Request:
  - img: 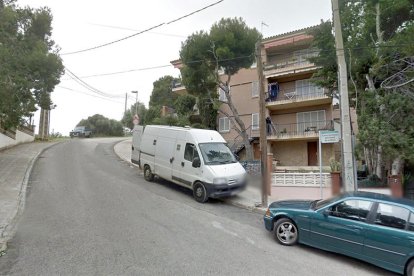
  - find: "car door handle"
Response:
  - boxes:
[347,225,363,230]
[181,162,184,167]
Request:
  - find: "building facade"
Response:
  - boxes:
[261,27,335,171]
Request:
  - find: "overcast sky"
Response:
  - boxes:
[17,0,332,135]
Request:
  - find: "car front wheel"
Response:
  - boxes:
[406,259,414,276]
[193,182,208,203]
[273,218,298,246]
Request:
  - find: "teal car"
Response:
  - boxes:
[264,192,414,275]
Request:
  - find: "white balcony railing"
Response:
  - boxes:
[272,172,331,187]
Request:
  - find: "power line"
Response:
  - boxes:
[61,64,172,80]
[58,86,124,104]
[88,23,186,38]
[60,43,413,81]
[65,67,126,99]
[61,0,224,56]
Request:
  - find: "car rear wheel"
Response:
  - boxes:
[193,182,208,203]
[273,218,298,246]
[406,259,414,276]
[144,166,154,182]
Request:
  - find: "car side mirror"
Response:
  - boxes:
[322,209,331,217]
[192,157,201,168]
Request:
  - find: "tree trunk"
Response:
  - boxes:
[366,74,383,178]
[391,157,404,175]
[223,84,253,160]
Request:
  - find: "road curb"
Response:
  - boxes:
[112,139,140,169]
[0,141,62,255]
[221,198,267,215]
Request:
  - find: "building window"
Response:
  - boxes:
[219,117,230,133]
[295,79,323,97]
[252,113,259,130]
[297,110,326,133]
[293,48,318,65]
[251,81,259,98]
[218,87,228,102]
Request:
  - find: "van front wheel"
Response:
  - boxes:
[193,182,208,203]
[144,166,154,182]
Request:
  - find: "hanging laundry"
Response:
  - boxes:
[268,82,279,101]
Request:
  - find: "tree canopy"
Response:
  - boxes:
[77,114,123,137]
[179,17,261,159]
[0,0,64,129]
[308,0,414,175]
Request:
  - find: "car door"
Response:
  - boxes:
[363,203,413,271]
[171,140,190,187]
[180,143,202,188]
[311,199,373,258]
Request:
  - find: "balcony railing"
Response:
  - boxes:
[265,89,328,103]
[264,59,313,71]
[267,120,334,139]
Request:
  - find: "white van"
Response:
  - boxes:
[131,125,247,202]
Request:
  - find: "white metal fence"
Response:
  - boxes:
[271,172,331,187]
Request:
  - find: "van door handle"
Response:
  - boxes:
[170,157,174,163]
[181,162,184,167]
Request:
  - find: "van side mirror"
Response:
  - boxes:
[234,154,240,161]
[192,157,201,168]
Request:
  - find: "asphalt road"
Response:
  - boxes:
[0,138,394,275]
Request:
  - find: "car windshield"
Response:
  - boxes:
[198,143,236,165]
[74,126,84,131]
[313,195,342,210]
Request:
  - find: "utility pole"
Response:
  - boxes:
[256,41,268,207]
[332,0,356,191]
[124,93,127,116]
[131,91,138,116]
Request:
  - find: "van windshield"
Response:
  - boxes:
[198,143,237,165]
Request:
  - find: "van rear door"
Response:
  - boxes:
[131,125,144,164]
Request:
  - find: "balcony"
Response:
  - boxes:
[171,82,187,95]
[267,120,334,141]
[265,89,332,111]
[264,60,317,78]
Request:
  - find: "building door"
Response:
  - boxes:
[307,142,318,166]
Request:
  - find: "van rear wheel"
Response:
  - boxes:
[193,182,208,203]
[144,166,154,182]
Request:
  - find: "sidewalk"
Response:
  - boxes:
[0,141,58,253]
[114,139,277,214]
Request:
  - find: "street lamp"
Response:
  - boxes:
[131,91,138,116]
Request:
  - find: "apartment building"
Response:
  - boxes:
[172,26,338,169]
[261,27,335,170]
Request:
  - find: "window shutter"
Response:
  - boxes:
[251,81,259,97]
[252,113,259,130]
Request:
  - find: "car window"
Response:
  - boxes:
[409,213,414,232]
[374,203,409,230]
[329,200,373,222]
[184,143,199,162]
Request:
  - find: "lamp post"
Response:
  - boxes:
[131,91,138,116]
